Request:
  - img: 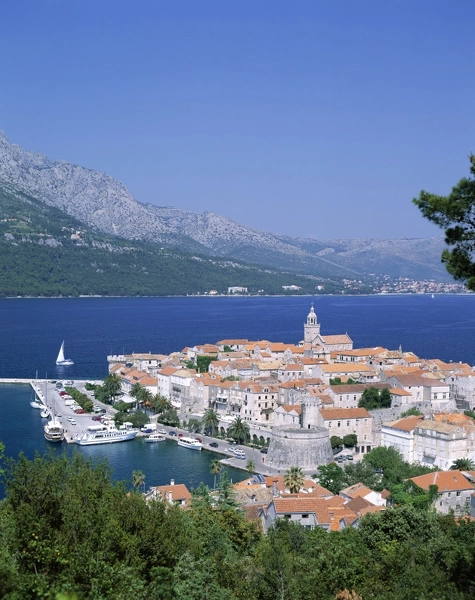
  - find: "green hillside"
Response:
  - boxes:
[0,186,350,297]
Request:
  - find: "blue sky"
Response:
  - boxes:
[1,1,474,239]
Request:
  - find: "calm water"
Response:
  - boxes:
[1,294,475,494]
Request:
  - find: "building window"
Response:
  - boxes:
[456,491,461,496]
[302,514,309,519]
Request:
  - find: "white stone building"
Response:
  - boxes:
[380,415,424,462]
[316,407,374,454]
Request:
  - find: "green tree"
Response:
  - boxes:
[246,459,256,474]
[342,461,379,490]
[187,418,202,433]
[132,469,145,491]
[331,435,343,449]
[210,459,223,489]
[196,355,217,373]
[400,407,423,417]
[358,387,379,409]
[284,466,305,494]
[314,463,345,494]
[201,408,219,436]
[103,372,123,403]
[343,434,357,448]
[226,417,250,444]
[450,457,475,471]
[413,154,475,290]
[216,471,238,509]
[151,393,171,415]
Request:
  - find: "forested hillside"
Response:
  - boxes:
[0,187,349,297]
[0,449,474,599]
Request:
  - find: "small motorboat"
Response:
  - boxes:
[145,433,166,443]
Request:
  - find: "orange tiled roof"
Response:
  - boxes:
[319,407,371,420]
[410,471,475,492]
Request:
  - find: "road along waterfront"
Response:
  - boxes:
[0,382,249,497]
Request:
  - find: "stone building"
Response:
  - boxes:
[380,415,424,462]
[409,471,475,516]
[316,407,374,454]
[413,419,475,469]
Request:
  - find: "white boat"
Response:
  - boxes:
[44,418,65,443]
[177,436,203,451]
[56,341,74,366]
[145,433,166,443]
[40,408,51,418]
[76,424,137,446]
[44,383,64,442]
[30,400,44,409]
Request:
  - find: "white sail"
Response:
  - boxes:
[56,341,65,363]
[56,341,74,365]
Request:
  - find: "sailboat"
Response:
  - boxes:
[56,341,74,366]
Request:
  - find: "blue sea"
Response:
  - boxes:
[1,294,474,494]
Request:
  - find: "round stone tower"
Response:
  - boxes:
[265,426,334,472]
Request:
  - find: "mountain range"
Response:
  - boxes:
[0,131,448,286]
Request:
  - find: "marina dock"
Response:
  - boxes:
[1,378,109,444]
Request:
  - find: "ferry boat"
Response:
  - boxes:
[44,418,65,443]
[177,436,203,451]
[75,424,138,446]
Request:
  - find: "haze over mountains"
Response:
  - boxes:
[0,131,447,281]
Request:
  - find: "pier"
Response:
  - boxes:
[1,378,110,444]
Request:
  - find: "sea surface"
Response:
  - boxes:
[1,294,474,494]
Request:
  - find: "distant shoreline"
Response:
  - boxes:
[2,292,473,300]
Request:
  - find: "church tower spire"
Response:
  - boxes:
[304,303,320,344]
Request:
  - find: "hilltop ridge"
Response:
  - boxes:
[0,131,448,281]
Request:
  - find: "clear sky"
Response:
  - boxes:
[1,1,474,239]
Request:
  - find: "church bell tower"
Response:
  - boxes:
[304,303,320,344]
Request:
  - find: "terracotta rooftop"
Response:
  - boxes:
[319,407,371,420]
[410,470,475,492]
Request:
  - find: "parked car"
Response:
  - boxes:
[209,442,219,448]
[56,413,62,418]
[92,416,102,421]
[234,450,246,459]
[169,431,177,437]
[346,455,354,460]
[157,429,167,434]
[260,448,268,454]
[75,408,86,414]
[100,408,107,413]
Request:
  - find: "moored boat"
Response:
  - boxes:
[76,424,137,446]
[44,418,65,442]
[177,436,203,451]
[145,433,166,443]
[30,400,44,409]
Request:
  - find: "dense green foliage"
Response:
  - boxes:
[413,154,475,290]
[315,446,437,498]
[196,355,217,373]
[1,448,475,599]
[0,186,346,297]
[358,387,391,410]
[400,406,423,417]
[64,387,93,413]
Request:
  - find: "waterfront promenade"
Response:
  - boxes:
[0,378,286,477]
